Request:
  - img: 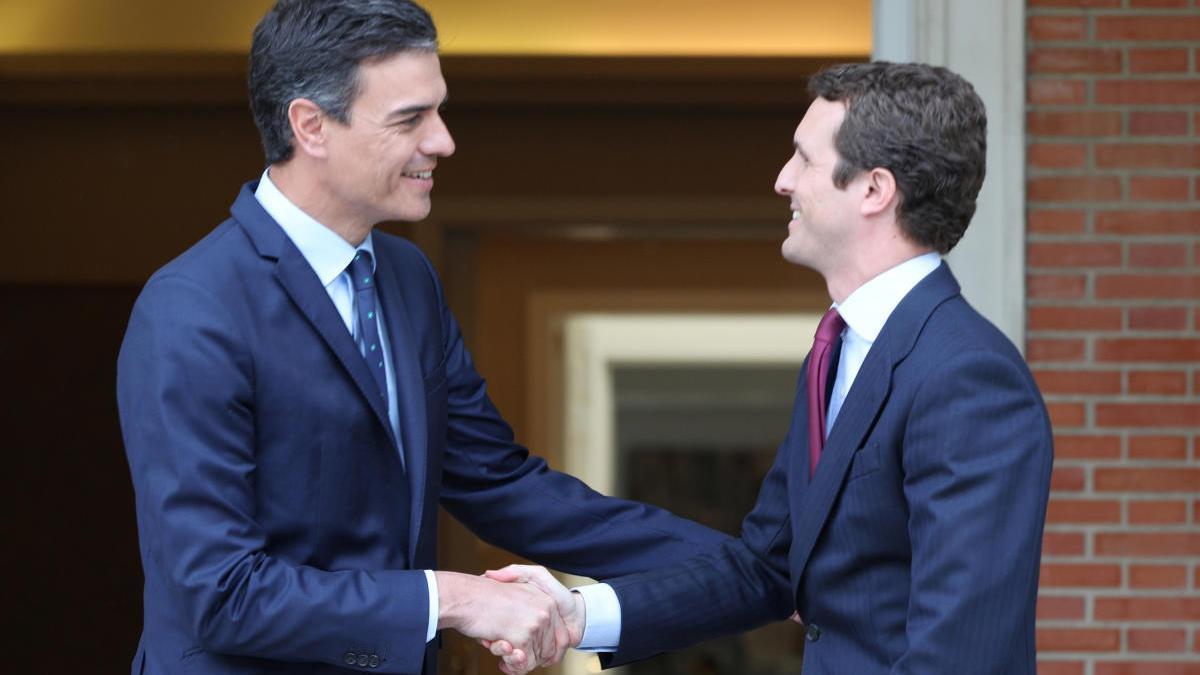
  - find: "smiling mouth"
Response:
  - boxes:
[791,210,800,220]
[402,170,433,180]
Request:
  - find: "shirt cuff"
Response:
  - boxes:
[573,583,621,652]
[424,570,438,643]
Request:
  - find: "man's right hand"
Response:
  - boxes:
[434,571,571,674]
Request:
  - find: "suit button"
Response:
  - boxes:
[806,624,822,642]
[357,653,370,667]
[368,655,380,668]
[344,652,358,666]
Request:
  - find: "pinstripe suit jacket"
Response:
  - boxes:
[604,263,1053,674]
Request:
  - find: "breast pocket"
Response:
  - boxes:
[847,440,881,482]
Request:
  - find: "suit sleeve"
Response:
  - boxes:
[893,349,1052,674]
[600,428,798,666]
[118,275,430,674]
[423,263,732,578]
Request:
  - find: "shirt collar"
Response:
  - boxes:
[834,252,942,343]
[254,169,375,286]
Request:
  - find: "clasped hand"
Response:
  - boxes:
[438,566,582,675]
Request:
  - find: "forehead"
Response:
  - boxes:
[353,50,446,107]
[794,97,847,145]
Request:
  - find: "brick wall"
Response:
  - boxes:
[1027,0,1200,673]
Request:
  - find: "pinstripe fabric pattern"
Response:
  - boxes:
[605,263,1054,674]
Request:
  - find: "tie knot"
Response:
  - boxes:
[814,308,846,346]
[347,250,375,291]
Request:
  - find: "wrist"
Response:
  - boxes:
[434,571,473,631]
[569,590,586,647]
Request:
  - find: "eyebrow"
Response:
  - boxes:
[793,141,810,163]
[384,94,450,121]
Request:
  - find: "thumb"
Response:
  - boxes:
[483,566,528,583]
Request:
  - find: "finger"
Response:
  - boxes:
[488,640,514,657]
[483,565,528,584]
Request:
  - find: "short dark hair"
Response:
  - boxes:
[249,0,439,164]
[808,62,987,254]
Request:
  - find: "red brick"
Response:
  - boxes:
[1048,403,1087,427]
[1031,79,1089,105]
[1097,534,1200,558]
[1128,307,1189,330]
[1096,403,1200,427]
[1042,563,1122,588]
[1029,209,1087,234]
[1097,664,1200,675]
[1130,435,1190,460]
[1095,210,1200,234]
[1128,628,1187,653]
[1028,338,1086,363]
[1129,370,1188,395]
[1039,663,1084,675]
[1129,500,1190,524]
[1041,658,1089,672]
[1037,627,1120,651]
[1029,143,1087,169]
[1029,274,1088,300]
[1096,338,1200,362]
[1030,0,1118,6]
[1096,16,1200,41]
[1036,370,1122,395]
[1130,176,1191,201]
[1038,595,1087,620]
[1044,531,1086,556]
[1097,80,1200,105]
[1029,242,1122,268]
[1130,564,1189,589]
[1129,111,1190,136]
[1029,176,1123,202]
[1029,16,1088,42]
[1130,48,1191,74]
[1030,306,1122,331]
[1094,596,1200,621]
[1030,48,1122,74]
[1130,243,1189,267]
[1095,275,1200,300]
[1096,468,1200,491]
[1096,143,1200,169]
[1051,466,1086,492]
[1047,499,1122,524]
[1054,434,1122,459]
[1030,111,1122,137]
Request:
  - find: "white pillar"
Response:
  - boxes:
[873,0,1027,350]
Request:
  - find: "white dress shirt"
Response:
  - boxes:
[254,170,440,644]
[576,252,943,651]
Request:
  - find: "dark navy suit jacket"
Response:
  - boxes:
[604,263,1053,674]
[117,182,729,674]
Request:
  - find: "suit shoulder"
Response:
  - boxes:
[920,295,1024,365]
[139,218,261,307]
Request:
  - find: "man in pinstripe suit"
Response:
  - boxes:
[489,62,1054,675]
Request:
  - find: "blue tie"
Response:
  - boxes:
[347,250,388,406]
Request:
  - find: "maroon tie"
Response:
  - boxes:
[807,308,846,478]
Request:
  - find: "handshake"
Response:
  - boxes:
[436,565,584,675]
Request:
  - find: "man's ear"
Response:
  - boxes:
[860,167,898,219]
[287,98,330,159]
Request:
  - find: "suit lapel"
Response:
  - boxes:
[373,243,430,562]
[232,182,399,450]
[274,246,399,449]
[787,262,961,593]
[788,340,892,589]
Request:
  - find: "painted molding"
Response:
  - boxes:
[873,0,1027,349]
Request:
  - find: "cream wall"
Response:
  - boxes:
[0,0,870,56]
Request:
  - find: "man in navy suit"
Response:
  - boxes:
[116,1,731,673]
[491,62,1054,674]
